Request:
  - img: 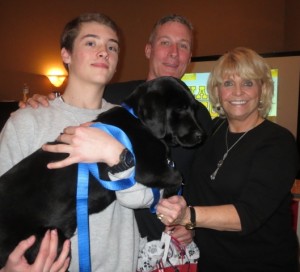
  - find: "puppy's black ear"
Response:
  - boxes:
[139,92,167,139]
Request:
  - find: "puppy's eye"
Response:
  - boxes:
[175,104,188,112]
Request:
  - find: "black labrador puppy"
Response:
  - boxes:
[0,76,205,266]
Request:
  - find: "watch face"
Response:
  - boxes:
[185,206,196,230]
[185,223,196,230]
[109,148,135,174]
[122,149,134,167]
[124,150,134,166]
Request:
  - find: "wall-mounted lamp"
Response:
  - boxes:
[46,75,67,88]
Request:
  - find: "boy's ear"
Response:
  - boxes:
[61,48,71,64]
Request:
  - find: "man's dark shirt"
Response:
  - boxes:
[104,79,212,240]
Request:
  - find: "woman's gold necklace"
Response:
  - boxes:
[210,127,249,181]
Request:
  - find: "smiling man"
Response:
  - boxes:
[145,17,193,80]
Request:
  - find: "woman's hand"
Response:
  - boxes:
[156,195,190,226]
[165,225,194,245]
[42,123,124,169]
[1,229,70,272]
[159,198,242,231]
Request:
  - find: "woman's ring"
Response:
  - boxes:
[157,213,164,220]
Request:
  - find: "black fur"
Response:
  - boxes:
[0,76,204,266]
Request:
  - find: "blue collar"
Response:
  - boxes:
[121,103,138,119]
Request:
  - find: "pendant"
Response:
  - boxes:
[210,153,227,181]
[210,127,250,181]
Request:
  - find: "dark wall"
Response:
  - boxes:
[298,77,300,178]
[1,0,299,101]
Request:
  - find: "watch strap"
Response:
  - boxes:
[185,206,196,230]
[108,148,134,174]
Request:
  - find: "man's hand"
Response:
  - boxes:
[18,93,56,109]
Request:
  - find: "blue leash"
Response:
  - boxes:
[122,103,163,213]
[76,122,136,272]
[76,104,179,271]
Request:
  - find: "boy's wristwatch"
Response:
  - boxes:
[108,148,135,174]
[185,206,196,230]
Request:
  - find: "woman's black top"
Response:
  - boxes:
[185,119,299,272]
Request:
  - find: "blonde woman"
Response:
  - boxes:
[157,47,299,272]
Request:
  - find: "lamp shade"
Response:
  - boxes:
[46,75,67,88]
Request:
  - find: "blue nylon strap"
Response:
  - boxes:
[88,122,136,190]
[149,186,183,214]
[150,188,161,213]
[87,162,135,191]
[75,117,178,270]
[120,104,183,213]
[114,107,163,213]
[77,164,91,272]
[76,123,136,272]
[121,103,138,118]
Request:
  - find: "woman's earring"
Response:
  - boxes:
[215,103,222,111]
[258,100,263,110]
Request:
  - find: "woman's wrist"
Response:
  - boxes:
[181,205,191,225]
[184,206,197,230]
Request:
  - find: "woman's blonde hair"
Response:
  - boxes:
[207,47,274,118]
